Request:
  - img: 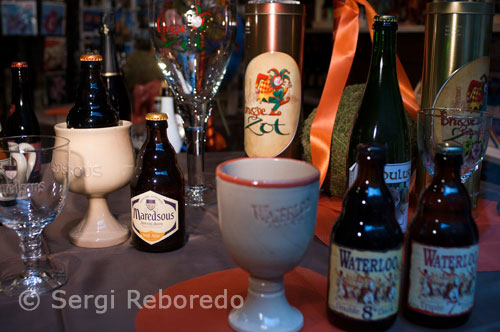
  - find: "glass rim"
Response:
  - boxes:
[0,135,70,153]
[418,108,493,119]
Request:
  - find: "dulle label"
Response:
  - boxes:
[131,190,179,245]
[244,51,301,157]
[408,242,478,317]
[349,161,411,232]
[328,244,402,321]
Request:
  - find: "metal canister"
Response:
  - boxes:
[418,0,495,205]
[421,0,495,109]
[243,1,305,158]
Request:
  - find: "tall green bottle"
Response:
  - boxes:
[347,15,411,232]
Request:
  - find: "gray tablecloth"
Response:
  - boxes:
[0,152,498,332]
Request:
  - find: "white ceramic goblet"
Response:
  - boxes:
[216,158,320,332]
[54,121,134,248]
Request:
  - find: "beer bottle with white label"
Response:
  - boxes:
[130,112,186,252]
[402,146,478,328]
[347,15,411,233]
[66,54,119,128]
[328,144,403,331]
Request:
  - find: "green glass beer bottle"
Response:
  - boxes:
[347,15,411,232]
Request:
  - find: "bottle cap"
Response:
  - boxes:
[435,144,464,155]
[146,112,168,121]
[80,54,103,62]
[11,62,28,68]
[356,143,387,163]
[373,15,398,29]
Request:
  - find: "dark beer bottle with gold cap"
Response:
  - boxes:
[6,62,40,137]
[66,54,119,128]
[328,144,403,331]
[402,146,478,328]
[130,112,186,252]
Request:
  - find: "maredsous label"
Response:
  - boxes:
[328,244,403,321]
[131,190,179,245]
[408,241,478,317]
[349,161,411,232]
[244,51,301,157]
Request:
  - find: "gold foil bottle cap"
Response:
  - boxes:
[80,54,103,62]
[146,112,168,121]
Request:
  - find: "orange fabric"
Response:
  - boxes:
[135,267,340,332]
[314,195,500,272]
[310,0,419,186]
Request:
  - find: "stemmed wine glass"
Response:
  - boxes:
[0,135,69,296]
[417,108,493,182]
[149,0,237,206]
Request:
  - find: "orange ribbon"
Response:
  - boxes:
[310,0,419,186]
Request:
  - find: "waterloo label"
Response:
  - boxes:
[328,244,403,321]
[408,242,478,317]
[244,51,301,157]
[349,161,411,232]
[131,190,179,245]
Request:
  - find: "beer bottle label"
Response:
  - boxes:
[131,190,179,245]
[408,241,478,317]
[244,51,301,157]
[328,244,402,321]
[349,161,411,232]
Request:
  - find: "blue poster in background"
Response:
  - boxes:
[1,1,38,36]
[41,2,66,36]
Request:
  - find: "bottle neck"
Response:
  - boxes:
[367,27,397,85]
[78,62,108,105]
[100,32,119,75]
[11,67,32,111]
[433,157,462,182]
[146,120,169,143]
[353,158,386,186]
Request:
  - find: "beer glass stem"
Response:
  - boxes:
[182,101,212,206]
[19,232,42,278]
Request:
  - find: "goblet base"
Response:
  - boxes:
[229,276,303,332]
[1,268,66,296]
[185,184,216,207]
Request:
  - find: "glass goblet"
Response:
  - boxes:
[149,0,237,206]
[417,108,493,182]
[0,135,70,296]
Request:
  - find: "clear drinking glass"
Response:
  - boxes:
[417,108,493,182]
[0,135,69,296]
[149,0,237,206]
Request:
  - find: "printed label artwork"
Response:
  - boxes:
[244,51,301,157]
[131,190,179,245]
[328,244,403,321]
[348,161,411,232]
[408,242,478,317]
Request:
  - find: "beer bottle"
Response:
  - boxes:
[347,15,411,232]
[328,144,403,331]
[66,54,119,128]
[6,62,40,137]
[99,11,132,121]
[402,146,478,328]
[130,112,186,252]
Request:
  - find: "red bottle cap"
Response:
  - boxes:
[11,62,28,68]
[80,54,103,62]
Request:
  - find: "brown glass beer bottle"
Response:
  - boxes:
[328,144,403,331]
[66,54,119,128]
[402,146,478,328]
[130,112,186,252]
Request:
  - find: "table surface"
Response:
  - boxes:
[0,151,499,332]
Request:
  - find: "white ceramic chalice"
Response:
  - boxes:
[54,121,134,248]
[216,158,320,332]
